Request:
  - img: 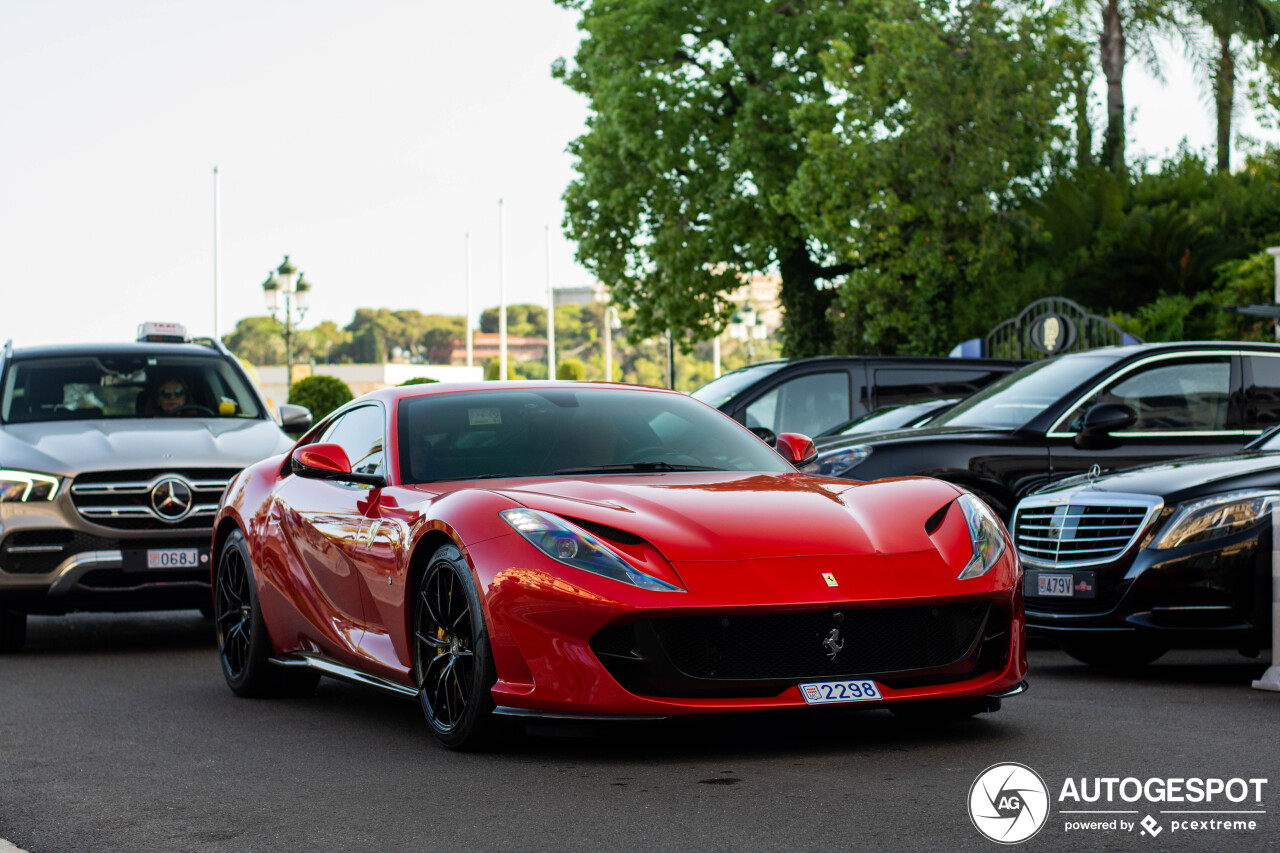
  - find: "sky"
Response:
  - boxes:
[1,1,1276,349]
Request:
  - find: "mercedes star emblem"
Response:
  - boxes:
[151,478,194,521]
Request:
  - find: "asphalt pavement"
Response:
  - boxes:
[0,612,1276,852]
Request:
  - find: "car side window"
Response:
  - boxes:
[1247,355,1280,427]
[1063,358,1232,432]
[872,368,993,409]
[743,371,850,437]
[318,405,385,475]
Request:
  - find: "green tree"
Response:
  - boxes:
[556,358,586,380]
[790,0,1079,354]
[288,375,354,422]
[554,0,866,357]
[222,316,284,365]
[479,304,546,337]
[399,377,440,386]
[1179,0,1280,172]
[1065,0,1178,171]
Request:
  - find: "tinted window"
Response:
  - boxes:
[1248,355,1280,426]
[871,368,993,409]
[690,362,785,409]
[1,354,262,423]
[1061,358,1231,432]
[320,405,385,475]
[934,355,1118,430]
[397,388,790,483]
[743,371,851,437]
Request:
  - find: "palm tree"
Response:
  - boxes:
[1179,0,1280,172]
[1067,1,1178,173]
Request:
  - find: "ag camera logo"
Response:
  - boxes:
[969,763,1050,844]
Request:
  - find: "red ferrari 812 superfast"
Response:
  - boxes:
[211,382,1026,749]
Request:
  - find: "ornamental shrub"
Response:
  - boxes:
[288,375,354,423]
[399,376,439,386]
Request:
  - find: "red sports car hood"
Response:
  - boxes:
[491,473,963,562]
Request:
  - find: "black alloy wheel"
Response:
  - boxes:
[413,544,508,750]
[214,529,317,697]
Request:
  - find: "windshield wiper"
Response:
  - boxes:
[553,462,725,475]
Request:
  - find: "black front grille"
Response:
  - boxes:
[69,468,237,531]
[0,530,118,575]
[591,602,1009,698]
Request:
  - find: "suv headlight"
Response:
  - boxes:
[0,470,61,502]
[1151,490,1280,550]
[501,509,684,592]
[956,493,1008,580]
[803,445,872,476]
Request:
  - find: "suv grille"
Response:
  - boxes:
[1014,494,1161,567]
[69,468,239,531]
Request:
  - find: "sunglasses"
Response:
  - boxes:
[157,388,187,399]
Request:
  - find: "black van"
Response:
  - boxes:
[690,356,1025,439]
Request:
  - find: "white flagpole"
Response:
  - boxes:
[498,199,507,381]
[465,232,473,368]
[213,166,221,340]
[546,224,556,381]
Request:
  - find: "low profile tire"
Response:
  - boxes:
[1061,638,1166,670]
[890,698,992,723]
[214,529,318,698]
[0,606,27,654]
[413,544,510,750]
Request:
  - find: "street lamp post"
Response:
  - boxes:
[728,302,766,364]
[263,255,311,390]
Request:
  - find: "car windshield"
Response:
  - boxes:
[398,387,792,483]
[689,362,785,409]
[823,398,958,437]
[929,355,1119,430]
[1,354,263,423]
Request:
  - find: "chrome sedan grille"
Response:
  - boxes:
[69,468,239,531]
[1013,493,1162,568]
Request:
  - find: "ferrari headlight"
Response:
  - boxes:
[501,509,684,592]
[956,493,1008,580]
[1151,490,1280,550]
[0,470,61,502]
[804,445,872,476]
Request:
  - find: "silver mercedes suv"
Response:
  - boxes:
[0,324,311,652]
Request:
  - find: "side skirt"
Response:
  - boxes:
[270,653,418,699]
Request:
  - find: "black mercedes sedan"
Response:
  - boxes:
[806,342,1280,521]
[1012,433,1280,667]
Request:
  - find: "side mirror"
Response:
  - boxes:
[291,443,386,487]
[748,426,778,447]
[776,432,818,467]
[1075,403,1137,449]
[280,403,313,433]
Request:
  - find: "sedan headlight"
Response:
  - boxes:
[804,445,872,476]
[501,509,684,592]
[0,470,61,502]
[956,493,1008,580]
[1151,490,1280,550]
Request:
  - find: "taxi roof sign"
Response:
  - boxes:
[137,321,190,343]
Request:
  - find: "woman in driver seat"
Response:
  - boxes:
[147,377,192,416]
